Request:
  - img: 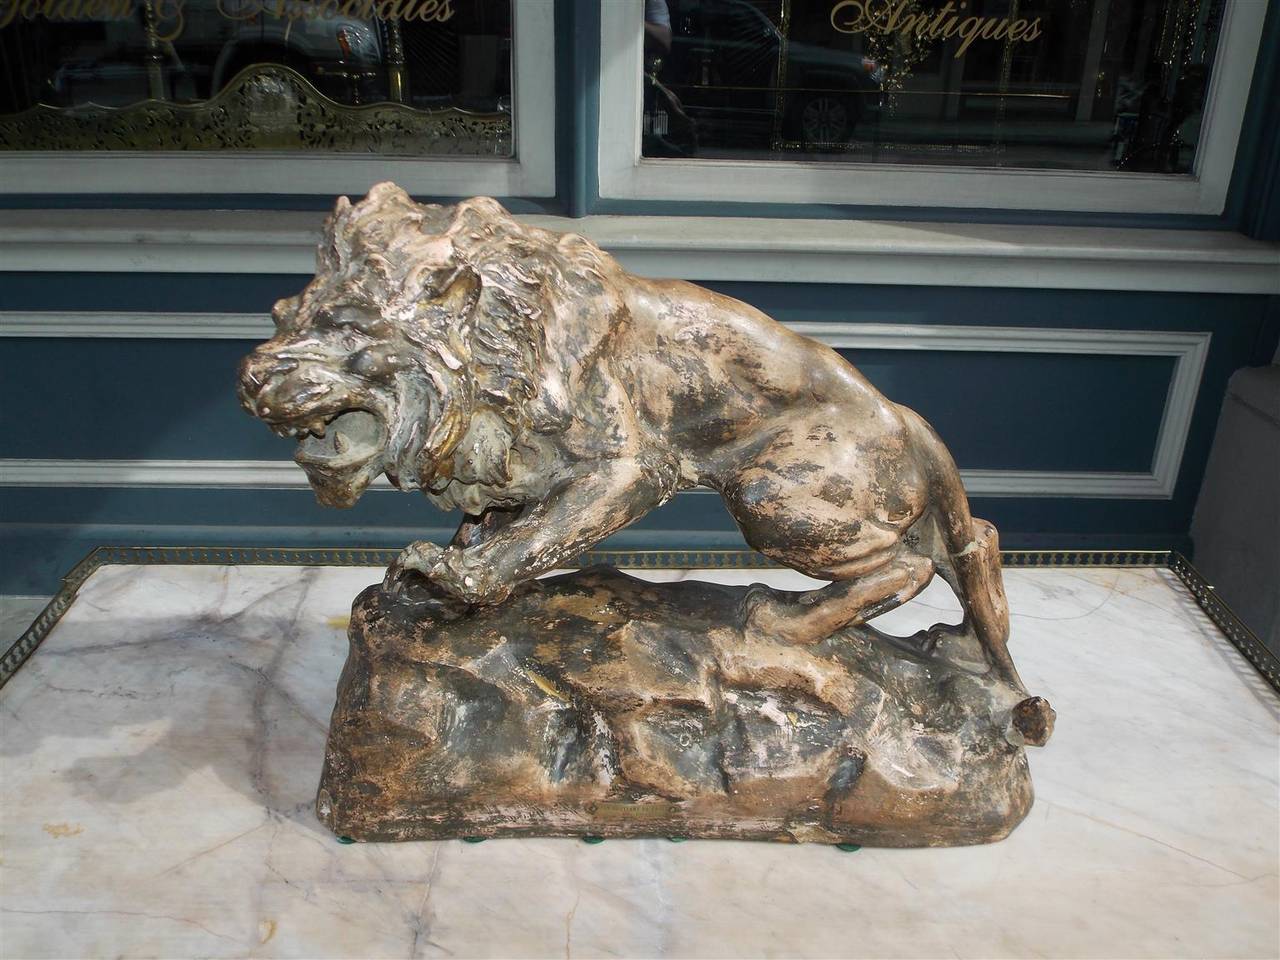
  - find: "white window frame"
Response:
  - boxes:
[0,0,555,196]
[599,0,1270,214]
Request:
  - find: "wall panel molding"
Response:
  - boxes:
[2,210,1277,292]
[0,312,268,339]
[796,323,1211,500]
[0,459,1174,499]
[0,321,1209,499]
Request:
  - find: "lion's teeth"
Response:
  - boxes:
[334,434,349,454]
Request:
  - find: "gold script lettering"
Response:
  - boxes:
[2,0,452,37]
[151,0,186,43]
[832,0,1043,57]
[954,15,983,56]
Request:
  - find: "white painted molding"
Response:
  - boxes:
[786,322,1210,499]
[598,0,1269,215]
[0,323,1209,499]
[0,1,556,197]
[0,312,270,339]
[0,460,326,490]
[0,458,1168,499]
[0,210,1277,292]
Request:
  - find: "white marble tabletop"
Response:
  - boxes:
[1,563,1276,959]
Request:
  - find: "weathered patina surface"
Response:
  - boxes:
[319,568,1043,846]
[238,183,1054,846]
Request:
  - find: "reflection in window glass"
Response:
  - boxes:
[642,0,1224,174]
[0,0,512,155]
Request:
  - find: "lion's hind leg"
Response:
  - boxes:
[941,516,1021,689]
[743,545,934,647]
[863,516,1021,685]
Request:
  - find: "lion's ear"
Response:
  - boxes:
[454,196,508,218]
[446,197,512,238]
[441,266,480,308]
[318,195,354,273]
[365,181,412,206]
[405,264,479,370]
[270,295,301,332]
[413,264,480,325]
[320,184,418,273]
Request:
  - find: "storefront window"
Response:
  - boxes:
[642,0,1225,175]
[0,0,512,155]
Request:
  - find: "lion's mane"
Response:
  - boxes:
[314,183,612,484]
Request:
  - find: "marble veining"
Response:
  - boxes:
[1,564,1276,959]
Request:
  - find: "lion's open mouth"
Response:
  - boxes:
[293,409,386,470]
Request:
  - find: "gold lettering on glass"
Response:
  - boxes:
[830,0,1043,57]
[0,0,453,38]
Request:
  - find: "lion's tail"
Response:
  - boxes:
[899,406,1023,692]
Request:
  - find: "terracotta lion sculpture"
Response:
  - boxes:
[238,183,1023,690]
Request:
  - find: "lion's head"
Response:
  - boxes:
[237,183,597,509]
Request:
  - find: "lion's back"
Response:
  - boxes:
[623,276,885,405]
[610,275,900,459]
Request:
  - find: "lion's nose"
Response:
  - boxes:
[237,349,298,418]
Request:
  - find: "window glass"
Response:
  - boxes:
[0,0,512,155]
[641,0,1225,174]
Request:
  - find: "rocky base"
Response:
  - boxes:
[317,567,1044,846]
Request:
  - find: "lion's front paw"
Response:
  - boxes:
[384,540,443,584]
[381,542,473,619]
[383,541,513,608]
[403,540,447,575]
[382,540,447,598]
[444,560,513,606]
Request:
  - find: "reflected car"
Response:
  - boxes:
[651,0,882,154]
[40,2,387,109]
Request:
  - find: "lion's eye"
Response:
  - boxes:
[332,304,381,335]
[349,348,389,378]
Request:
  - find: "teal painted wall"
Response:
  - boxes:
[2,0,1279,593]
